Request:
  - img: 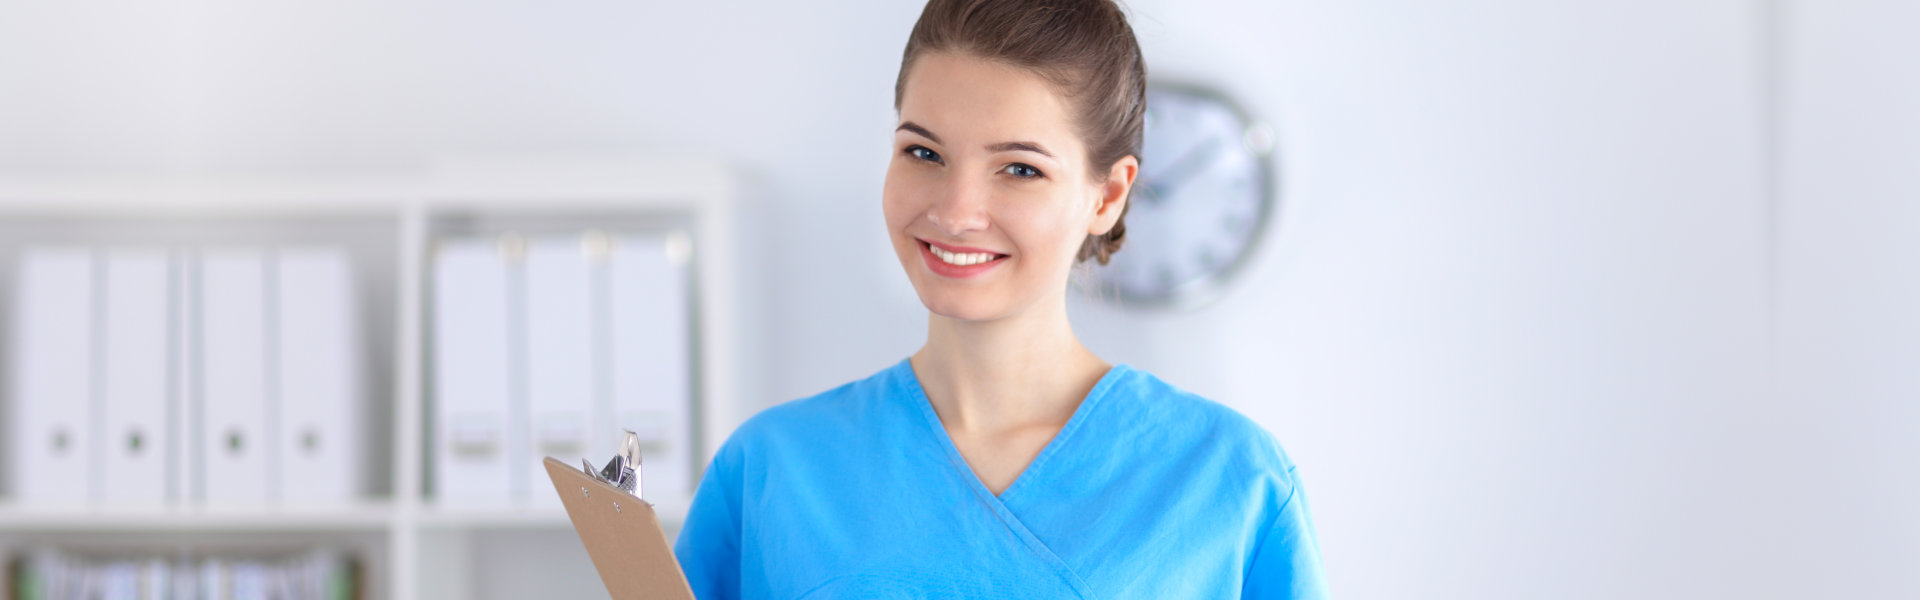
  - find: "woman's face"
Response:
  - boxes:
[884,52,1129,323]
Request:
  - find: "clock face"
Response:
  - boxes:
[1096,84,1275,308]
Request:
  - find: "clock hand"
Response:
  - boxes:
[1142,137,1227,206]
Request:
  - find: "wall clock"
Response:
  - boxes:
[1096,83,1277,309]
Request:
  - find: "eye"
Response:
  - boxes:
[906,145,942,164]
[1002,163,1043,179]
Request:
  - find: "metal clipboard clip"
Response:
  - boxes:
[581,429,645,500]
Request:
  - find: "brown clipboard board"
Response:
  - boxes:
[543,456,698,600]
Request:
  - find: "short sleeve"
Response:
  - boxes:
[1241,468,1331,599]
[674,437,746,600]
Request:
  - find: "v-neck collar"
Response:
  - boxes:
[892,357,1131,504]
[889,357,1124,600]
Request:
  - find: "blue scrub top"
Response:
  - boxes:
[674,358,1329,599]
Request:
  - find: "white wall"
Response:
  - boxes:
[0,1,1911,598]
[1095,2,1774,597]
[1776,2,1920,597]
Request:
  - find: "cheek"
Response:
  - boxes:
[1002,188,1091,260]
[881,164,925,229]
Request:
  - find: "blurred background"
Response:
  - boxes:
[0,0,1915,598]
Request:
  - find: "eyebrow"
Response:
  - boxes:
[896,121,942,144]
[896,121,1056,159]
[986,141,1054,159]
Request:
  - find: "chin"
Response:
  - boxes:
[913,284,1011,323]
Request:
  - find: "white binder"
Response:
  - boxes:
[274,248,364,505]
[100,249,176,505]
[608,234,694,500]
[197,249,270,505]
[172,251,195,506]
[9,248,96,504]
[432,239,516,506]
[522,236,598,509]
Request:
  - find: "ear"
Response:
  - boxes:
[1089,155,1138,236]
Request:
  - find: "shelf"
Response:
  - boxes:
[0,157,739,600]
[0,501,398,533]
[0,173,415,218]
[412,507,570,530]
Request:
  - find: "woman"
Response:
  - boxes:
[674,0,1328,597]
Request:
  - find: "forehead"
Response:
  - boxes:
[898,53,1082,154]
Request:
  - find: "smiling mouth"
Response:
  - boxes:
[919,240,1008,267]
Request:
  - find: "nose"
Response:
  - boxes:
[926,173,990,236]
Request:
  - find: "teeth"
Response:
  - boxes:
[928,244,999,266]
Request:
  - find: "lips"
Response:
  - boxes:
[917,238,1008,278]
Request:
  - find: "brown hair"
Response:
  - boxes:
[895,0,1147,265]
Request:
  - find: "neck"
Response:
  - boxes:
[910,297,1110,435]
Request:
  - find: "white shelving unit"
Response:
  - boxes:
[0,157,741,599]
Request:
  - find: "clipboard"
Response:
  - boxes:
[543,456,697,600]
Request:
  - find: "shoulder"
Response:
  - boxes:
[1101,366,1300,482]
[1105,368,1310,547]
[715,359,909,459]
